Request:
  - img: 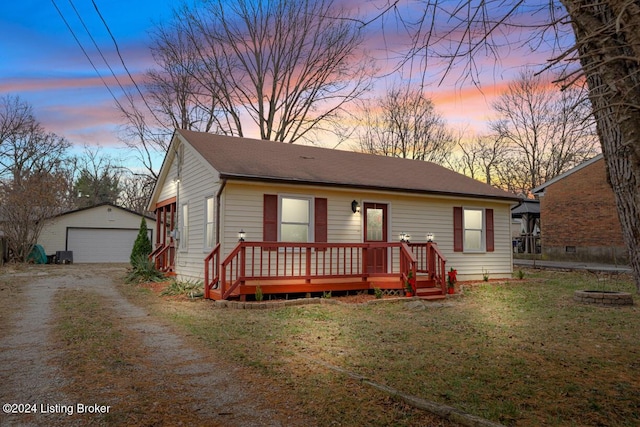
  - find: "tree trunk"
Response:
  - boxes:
[562,0,640,291]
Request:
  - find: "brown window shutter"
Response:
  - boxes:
[453,207,463,252]
[314,198,328,243]
[263,194,278,242]
[486,208,494,252]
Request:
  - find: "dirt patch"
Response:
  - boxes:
[0,264,306,426]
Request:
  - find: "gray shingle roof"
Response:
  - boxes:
[177,129,517,201]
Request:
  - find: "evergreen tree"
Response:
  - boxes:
[130,217,152,266]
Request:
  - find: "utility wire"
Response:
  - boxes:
[50,0,127,113]
[67,0,130,98]
[90,0,165,126]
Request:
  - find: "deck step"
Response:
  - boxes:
[417,293,447,301]
[415,286,446,300]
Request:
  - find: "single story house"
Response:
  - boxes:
[148,129,519,300]
[532,154,627,264]
[38,202,155,263]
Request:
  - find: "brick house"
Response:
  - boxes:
[532,154,627,264]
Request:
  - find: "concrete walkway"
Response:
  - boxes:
[514,258,632,273]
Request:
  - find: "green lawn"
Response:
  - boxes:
[123,269,640,426]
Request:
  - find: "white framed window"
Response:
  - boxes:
[280,196,312,242]
[180,203,189,250]
[463,208,484,252]
[204,196,215,249]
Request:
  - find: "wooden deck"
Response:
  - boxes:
[207,276,446,301]
[203,241,447,301]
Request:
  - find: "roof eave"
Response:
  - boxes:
[219,173,519,203]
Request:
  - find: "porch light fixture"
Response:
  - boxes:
[351,200,360,213]
[238,229,246,242]
[426,232,434,242]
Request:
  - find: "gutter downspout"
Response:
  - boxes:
[216,178,227,245]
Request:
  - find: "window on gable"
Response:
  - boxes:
[280,196,311,242]
[204,197,215,249]
[180,203,189,250]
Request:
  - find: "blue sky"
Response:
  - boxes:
[0,1,174,156]
[0,0,555,169]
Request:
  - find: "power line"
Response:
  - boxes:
[67,0,130,97]
[50,0,127,113]
[90,0,165,125]
[53,0,165,129]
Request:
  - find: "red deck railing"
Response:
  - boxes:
[409,242,447,293]
[149,243,174,273]
[204,244,220,299]
[204,241,446,300]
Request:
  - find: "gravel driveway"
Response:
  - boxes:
[0,264,299,427]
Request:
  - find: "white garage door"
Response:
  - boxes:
[67,228,141,263]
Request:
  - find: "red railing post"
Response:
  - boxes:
[427,242,434,279]
[204,259,210,299]
[220,261,227,297]
[239,243,246,288]
[361,245,368,281]
[305,247,312,283]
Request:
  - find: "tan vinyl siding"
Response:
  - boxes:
[221,183,363,256]
[445,203,513,280]
[163,152,513,282]
[217,182,513,281]
[172,142,221,282]
[157,160,179,202]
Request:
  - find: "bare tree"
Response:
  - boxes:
[0,96,70,185]
[489,69,599,193]
[0,95,35,145]
[456,134,509,188]
[119,23,222,177]
[171,0,374,143]
[563,0,640,292]
[355,86,453,163]
[118,171,156,215]
[73,146,122,209]
[0,172,69,262]
[391,0,640,290]
[0,95,72,261]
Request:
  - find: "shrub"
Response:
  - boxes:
[130,217,152,267]
[125,254,165,284]
[160,279,203,298]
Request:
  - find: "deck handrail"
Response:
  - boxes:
[149,244,171,272]
[204,244,220,299]
[427,242,447,293]
[216,241,433,300]
[400,242,418,293]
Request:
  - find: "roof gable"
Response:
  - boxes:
[532,154,604,194]
[50,202,154,221]
[174,129,517,201]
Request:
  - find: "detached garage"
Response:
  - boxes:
[38,203,156,263]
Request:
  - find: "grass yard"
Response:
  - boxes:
[122,269,640,426]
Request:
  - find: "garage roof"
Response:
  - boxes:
[48,202,154,220]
